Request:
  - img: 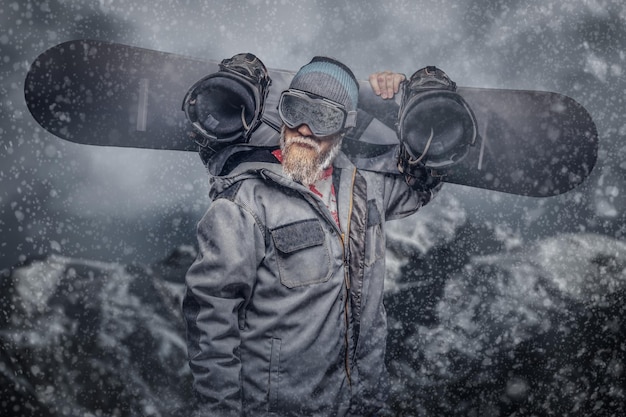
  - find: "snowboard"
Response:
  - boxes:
[24,39,598,197]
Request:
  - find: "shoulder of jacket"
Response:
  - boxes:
[211,178,269,242]
[212,175,273,214]
[213,181,244,202]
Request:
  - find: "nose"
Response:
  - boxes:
[297,124,313,137]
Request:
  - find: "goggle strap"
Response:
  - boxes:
[345,110,357,129]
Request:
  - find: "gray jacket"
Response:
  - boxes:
[184,148,437,416]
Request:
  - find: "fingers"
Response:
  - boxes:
[369,71,405,99]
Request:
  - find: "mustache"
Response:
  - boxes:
[285,136,322,153]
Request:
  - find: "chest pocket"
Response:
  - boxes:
[271,219,332,288]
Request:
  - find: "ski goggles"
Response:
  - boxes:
[278,89,357,137]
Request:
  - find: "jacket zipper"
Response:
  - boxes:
[299,170,355,386]
[341,167,357,386]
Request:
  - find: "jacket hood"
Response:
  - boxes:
[204,144,277,198]
[204,143,358,198]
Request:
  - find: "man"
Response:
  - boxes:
[183,56,441,416]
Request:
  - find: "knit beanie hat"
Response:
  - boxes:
[289,56,359,112]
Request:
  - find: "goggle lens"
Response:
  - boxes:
[279,90,351,137]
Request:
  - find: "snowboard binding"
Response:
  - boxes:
[182,52,272,151]
[397,66,477,174]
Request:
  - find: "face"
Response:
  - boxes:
[280,124,343,186]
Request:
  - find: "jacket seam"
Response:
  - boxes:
[225,195,267,242]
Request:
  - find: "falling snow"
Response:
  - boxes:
[1,0,625,416]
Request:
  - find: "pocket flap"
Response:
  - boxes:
[271,219,325,254]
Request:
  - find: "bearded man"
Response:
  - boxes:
[183,56,441,417]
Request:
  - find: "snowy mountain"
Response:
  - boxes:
[385,232,626,416]
[2,225,624,416]
[0,247,197,417]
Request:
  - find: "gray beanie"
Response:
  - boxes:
[289,56,359,112]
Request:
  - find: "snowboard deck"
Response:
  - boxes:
[24,39,598,197]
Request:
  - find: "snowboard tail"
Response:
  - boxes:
[25,40,209,151]
[24,40,598,197]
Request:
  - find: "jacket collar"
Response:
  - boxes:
[205,144,357,203]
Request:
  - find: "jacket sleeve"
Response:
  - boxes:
[382,171,442,221]
[183,198,265,417]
